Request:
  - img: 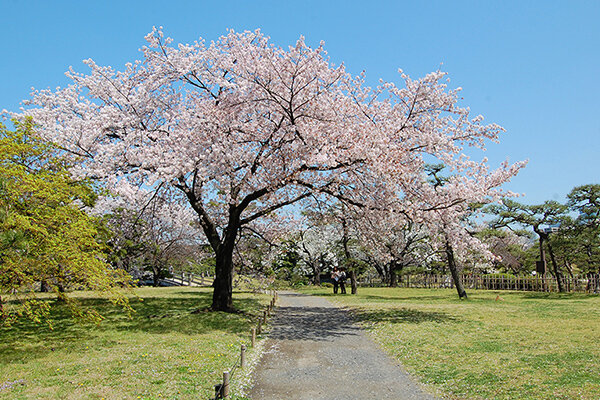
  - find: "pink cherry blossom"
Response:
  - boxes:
[14,28,525,310]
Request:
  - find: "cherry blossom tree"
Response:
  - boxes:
[16,28,525,310]
[357,210,434,287]
[99,185,202,286]
[232,212,296,276]
[296,220,338,285]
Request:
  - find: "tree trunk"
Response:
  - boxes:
[40,280,51,292]
[340,217,358,295]
[539,237,545,266]
[446,241,467,299]
[350,269,357,294]
[535,230,548,274]
[212,242,235,311]
[388,260,404,288]
[312,262,321,285]
[546,242,564,292]
[373,262,387,284]
[389,259,399,288]
[564,259,574,281]
[389,267,398,288]
[152,267,160,287]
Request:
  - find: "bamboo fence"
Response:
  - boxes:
[361,273,600,293]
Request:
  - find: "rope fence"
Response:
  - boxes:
[213,290,278,400]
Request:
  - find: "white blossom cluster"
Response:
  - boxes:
[14,28,525,271]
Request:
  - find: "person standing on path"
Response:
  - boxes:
[339,268,347,294]
[331,267,340,294]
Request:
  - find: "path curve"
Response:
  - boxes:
[250,291,438,400]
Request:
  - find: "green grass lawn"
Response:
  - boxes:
[301,286,600,400]
[0,287,270,399]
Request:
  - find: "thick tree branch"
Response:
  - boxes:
[240,191,312,225]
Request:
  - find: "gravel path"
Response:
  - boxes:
[249,291,438,400]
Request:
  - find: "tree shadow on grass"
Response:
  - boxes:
[0,289,265,365]
[314,290,455,302]
[360,294,453,302]
[350,307,460,325]
[518,292,598,301]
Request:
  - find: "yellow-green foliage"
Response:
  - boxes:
[0,120,131,324]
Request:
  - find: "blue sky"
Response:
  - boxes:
[1,0,598,204]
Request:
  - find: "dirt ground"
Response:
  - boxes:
[249,291,439,400]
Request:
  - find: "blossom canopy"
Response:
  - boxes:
[15,28,526,309]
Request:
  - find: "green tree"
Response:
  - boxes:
[476,227,533,274]
[567,184,600,226]
[487,199,568,291]
[272,239,301,282]
[565,184,600,290]
[0,120,131,324]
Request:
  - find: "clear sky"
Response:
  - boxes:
[1,0,598,204]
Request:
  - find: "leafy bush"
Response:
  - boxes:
[290,273,308,287]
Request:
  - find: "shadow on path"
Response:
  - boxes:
[250,291,439,400]
[269,305,360,341]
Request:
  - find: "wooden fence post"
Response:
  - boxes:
[240,345,246,369]
[222,371,229,398]
[251,327,256,347]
